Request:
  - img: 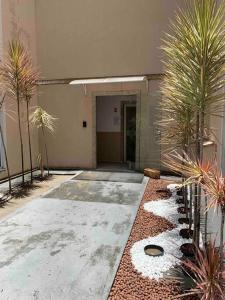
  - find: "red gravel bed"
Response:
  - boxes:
[108,179,184,300]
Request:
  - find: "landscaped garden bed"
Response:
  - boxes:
[108,178,195,300]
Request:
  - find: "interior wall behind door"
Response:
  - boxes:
[96,96,123,163]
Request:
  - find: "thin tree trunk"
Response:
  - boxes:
[204,194,208,247]
[193,112,200,245]
[26,100,33,184]
[220,207,225,271]
[189,184,193,231]
[194,111,204,247]
[183,140,189,218]
[182,148,187,216]
[42,126,49,176]
[0,123,11,192]
[16,88,25,184]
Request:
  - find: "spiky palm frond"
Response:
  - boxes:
[202,169,225,211]
[0,40,30,99]
[30,106,56,132]
[180,240,225,300]
[159,109,195,151]
[160,0,225,154]
[22,67,39,102]
[162,0,225,116]
[163,151,212,184]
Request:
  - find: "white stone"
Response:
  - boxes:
[130,183,190,280]
[130,227,190,280]
[144,197,185,225]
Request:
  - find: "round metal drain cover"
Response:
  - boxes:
[144,245,164,257]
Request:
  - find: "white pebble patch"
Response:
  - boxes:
[144,197,184,224]
[167,183,182,192]
[130,227,190,280]
[130,182,190,280]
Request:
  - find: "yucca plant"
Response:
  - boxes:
[0,40,30,184]
[162,0,225,246]
[31,107,56,176]
[164,151,212,241]
[21,54,39,184]
[180,240,225,300]
[0,95,11,193]
[165,152,225,270]
[160,48,196,232]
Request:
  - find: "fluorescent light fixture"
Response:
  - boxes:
[69,76,146,85]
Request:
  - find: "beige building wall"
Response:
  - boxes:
[36,0,184,79]
[36,0,186,170]
[0,0,39,180]
[38,80,161,170]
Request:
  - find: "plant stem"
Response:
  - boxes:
[42,126,49,176]
[220,207,225,271]
[16,87,25,184]
[26,100,33,183]
[189,184,193,232]
[0,122,11,193]
[204,194,208,246]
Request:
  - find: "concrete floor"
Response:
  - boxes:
[0,172,147,300]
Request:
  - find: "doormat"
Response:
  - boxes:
[72,171,144,184]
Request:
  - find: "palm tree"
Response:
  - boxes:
[30,107,56,177]
[164,151,212,247]
[0,40,30,185]
[21,55,39,184]
[180,240,224,300]
[162,0,225,246]
[0,95,11,193]
[159,95,195,225]
[165,152,225,270]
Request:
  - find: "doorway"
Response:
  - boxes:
[96,95,137,170]
[124,104,136,168]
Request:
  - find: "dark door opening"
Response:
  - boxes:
[96,95,136,170]
[124,105,136,165]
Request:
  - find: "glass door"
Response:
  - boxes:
[124,104,136,163]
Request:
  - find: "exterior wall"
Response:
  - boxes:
[38,81,161,170]
[35,0,184,79]
[0,0,39,180]
[35,0,184,170]
[210,114,223,168]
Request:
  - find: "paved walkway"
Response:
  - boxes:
[0,171,147,300]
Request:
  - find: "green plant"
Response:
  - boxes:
[0,40,30,184]
[165,152,225,270]
[180,240,225,300]
[31,107,56,176]
[21,53,39,184]
[162,0,225,246]
[164,150,212,239]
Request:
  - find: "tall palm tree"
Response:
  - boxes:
[165,152,225,270]
[159,95,195,225]
[22,56,39,184]
[161,0,225,246]
[30,107,56,177]
[0,40,30,185]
